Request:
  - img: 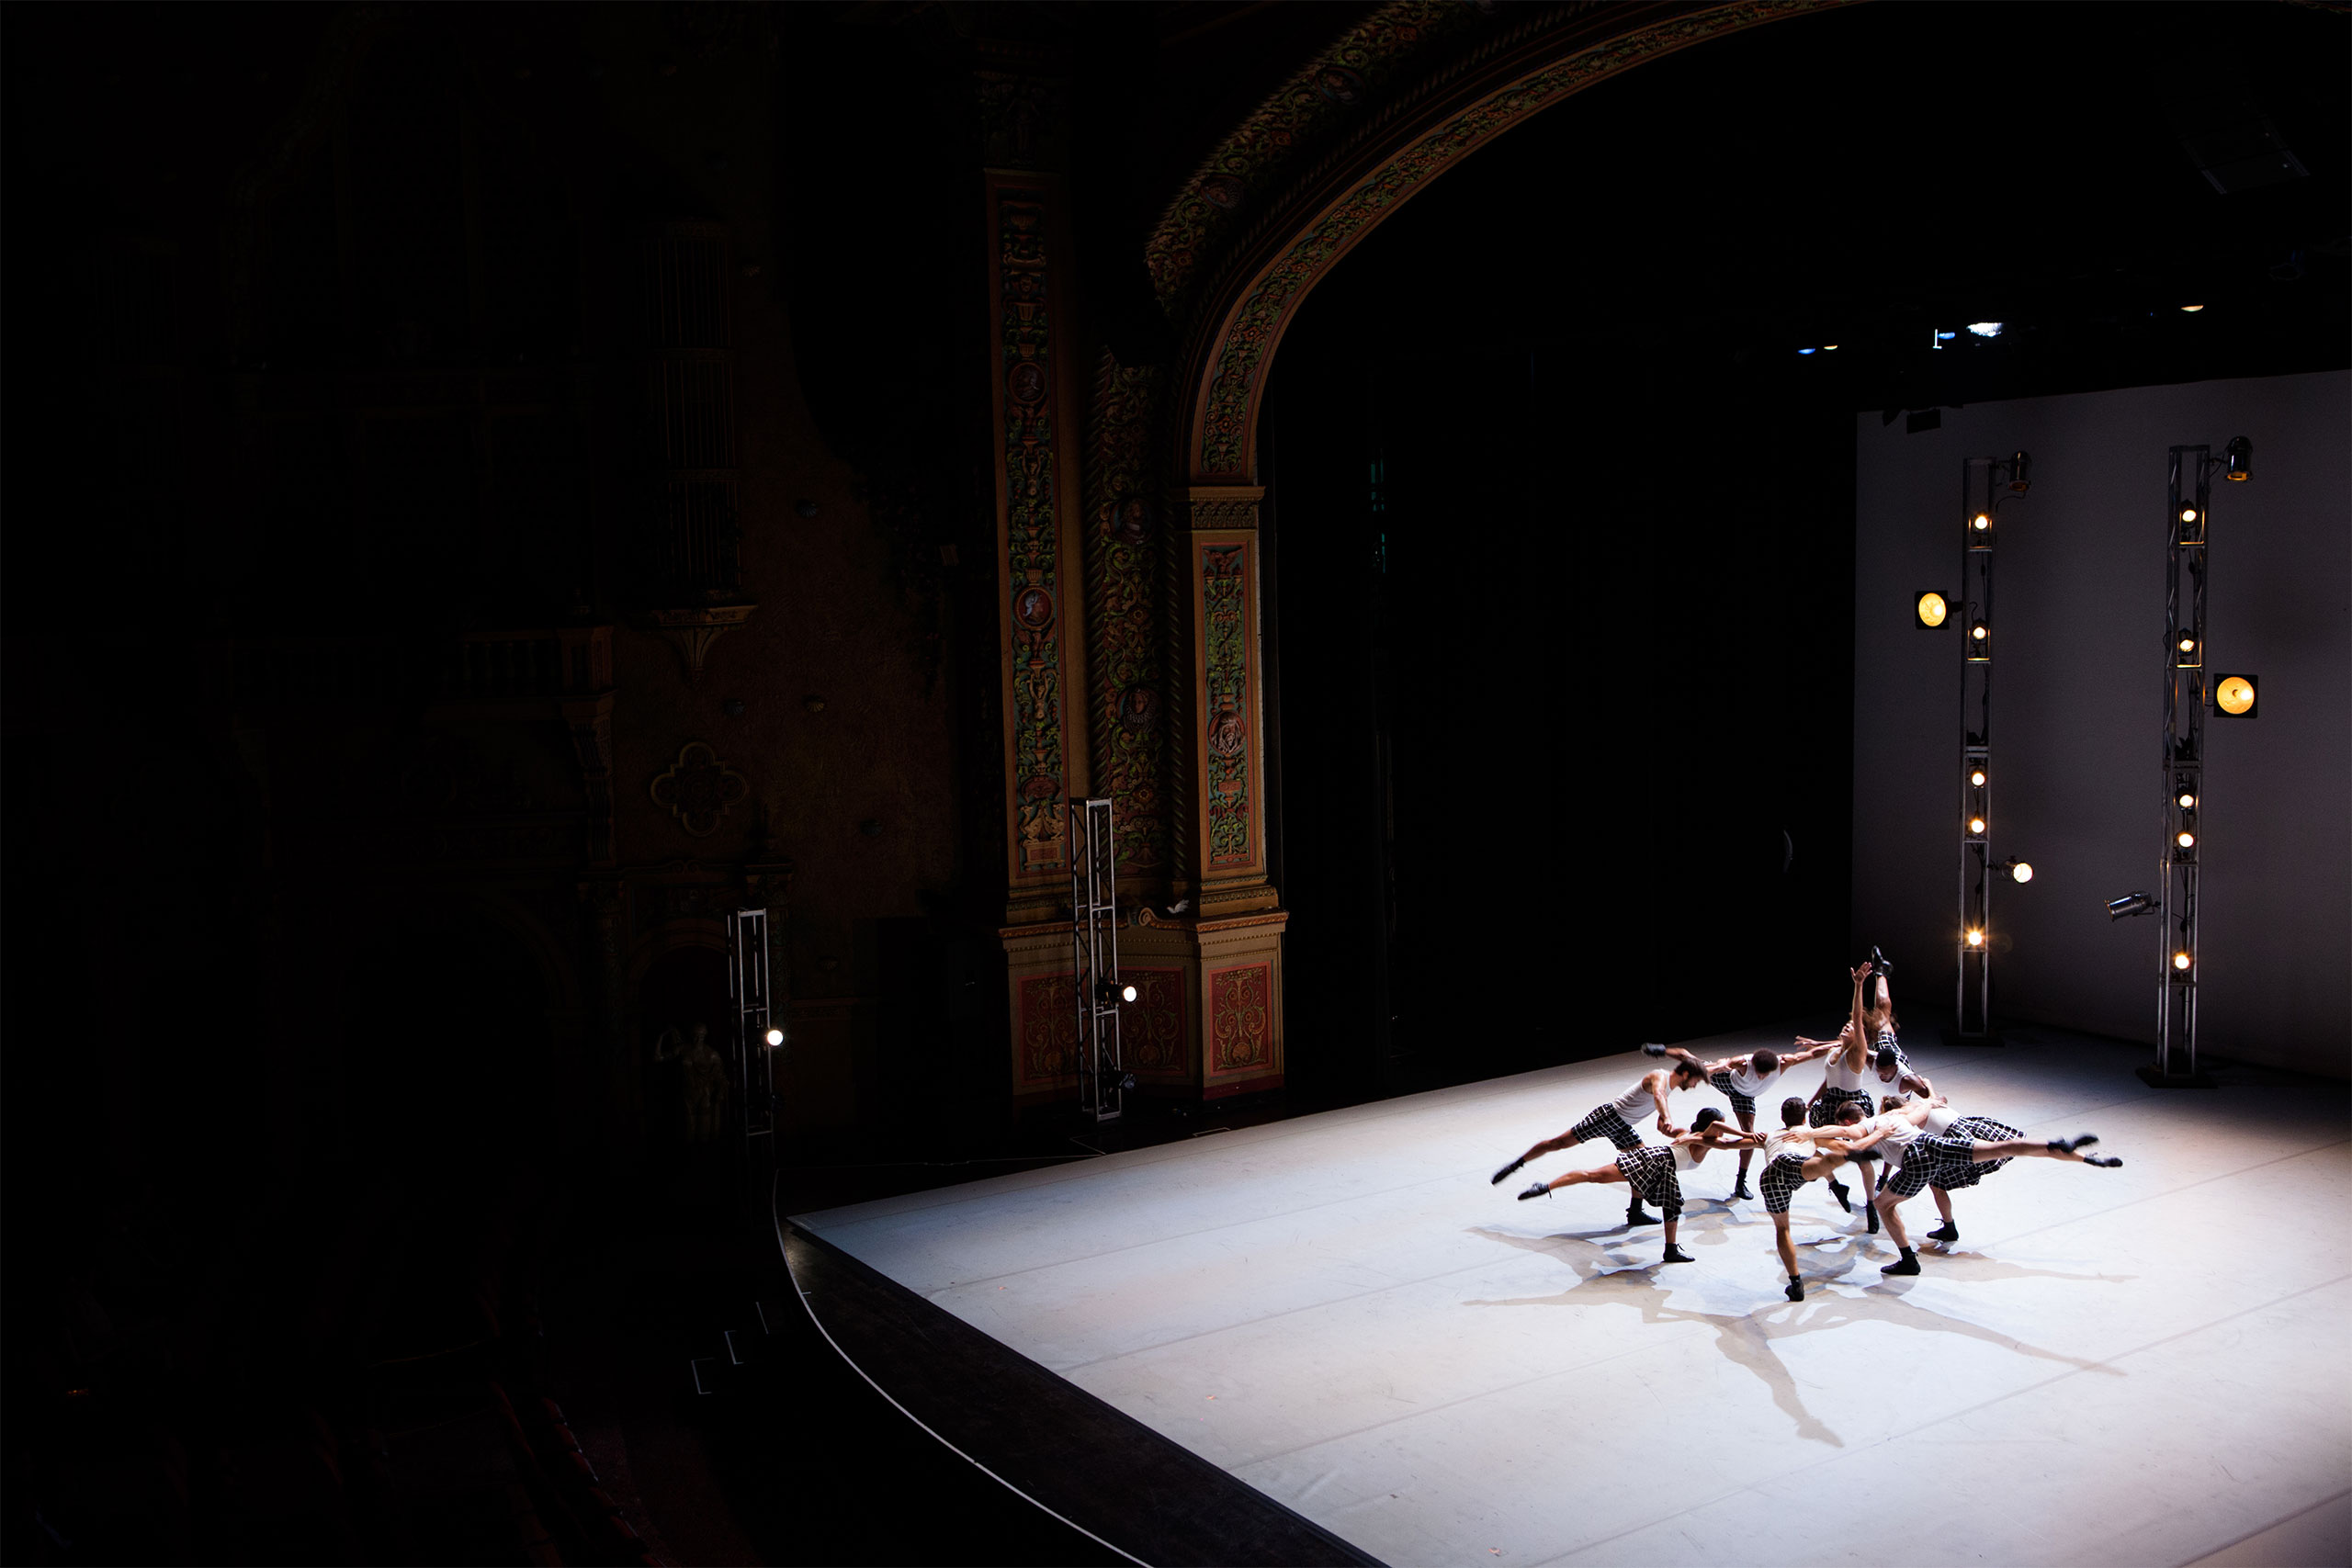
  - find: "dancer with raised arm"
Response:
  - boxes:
[1797,964,1928,1231]
[1491,1055,1712,1225]
[1647,1036,1838,1201]
[1512,1109,1754,1266]
[1864,1109,2122,1274]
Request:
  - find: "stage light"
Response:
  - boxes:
[1121,983,1139,1004]
[1798,347,1817,355]
[1968,816,1986,834]
[1967,321,2003,338]
[2178,791,2196,809]
[2108,891,2157,919]
[2000,859,2033,883]
[764,1027,784,1047]
[1965,929,1984,948]
[2177,831,2196,849]
[2178,637,2197,653]
[2223,436,2252,481]
[2174,951,2192,971]
[2179,507,2199,525]
[2214,673,2257,716]
[1969,768,1986,787]
[2007,451,2031,492]
[1970,621,1988,641]
[1916,590,1951,628]
[1823,344,1839,351]
[2180,303,2205,312]
[1972,513,1991,531]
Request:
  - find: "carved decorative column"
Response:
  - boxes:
[981,57,1096,1101]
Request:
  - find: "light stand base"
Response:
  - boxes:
[2136,1065,2215,1089]
[1941,1029,2005,1049]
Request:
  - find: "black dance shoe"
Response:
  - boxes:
[1826,1179,1852,1213]
[2046,1134,2098,1154]
[1733,1180,1756,1201]
[1517,1181,1551,1201]
[1926,1220,1961,1244]
[2085,1155,2123,1168]
[1624,1205,1660,1226]
[1661,1245,1693,1264]
[1491,1157,1526,1185]
[1881,1252,1921,1276]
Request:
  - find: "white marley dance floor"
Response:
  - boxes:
[794,1028,2351,1568]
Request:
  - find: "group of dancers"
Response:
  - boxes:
[1489,961,2124,1302]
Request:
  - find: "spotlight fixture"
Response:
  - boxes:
[1121,982,1139,1004]
[1965,929,1984,948]
[1971,512,1992,531]
[1968,816,1986,835]
[764,1027,785,1047]
[1966,321,2003,338]
[2180,303,2205,312]
[2173,951,2193,971]
[2107,891,2157,919]
[1970,621,1989,641]
[1998,858,2033,883]
[2223,435,2252,482]
[1916,590,1951,628]
[2213,673,2258,717]
[2007,451,2031,492]
[2177,831,2196,849]
[2177,791,2197,809]
[2179,507,2199,525]
[1969,768,1987,787]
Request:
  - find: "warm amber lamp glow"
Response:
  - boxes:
[2009,862,2033,883]
[2174,952,2192,971]
[2177,831,2196,848]
[2179,507,2199,525]
[2216,675,2256,716]
[1971,623,1988,640]
[764,1028,785,1047]
[1966,930,1984,948]
[2178,792,2196,809]
[1917,591,1949,628]
[1969,769,1986,787]
[2179,637,2197,653]
[1969,817,1986,834]
[1972,513,1991,531]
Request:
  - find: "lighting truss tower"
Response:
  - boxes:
[1954,452,2030,1040]
[727,906,777,1159]
[2149,446,2222,1084]
[1069,796,1125,1122]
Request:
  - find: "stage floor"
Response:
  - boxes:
[792,1026,2350,1568]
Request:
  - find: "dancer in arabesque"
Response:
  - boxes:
[1511,1108,1755,1266]
[1490,1054,1713,1225]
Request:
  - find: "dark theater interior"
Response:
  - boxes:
[5,4,2346,1565]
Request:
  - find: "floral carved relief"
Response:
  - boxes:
[1000,192,1070,878]
[1018,972,1079,1084]
[650,741,749,838]
[1201,542,1253,869]
[1208,964,1272,1074]
[1121,968,1188,1073]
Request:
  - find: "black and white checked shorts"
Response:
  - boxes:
[1615,1145,1683,1221]
[1709,1070,1757,1119]
[1810,1086,1876,1127]
[1760,1152,1811,1214]
[1886,1115,2020,1196]
[1567,1103,1644,1152]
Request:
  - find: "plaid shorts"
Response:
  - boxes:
[1568,1103,1644,1152]
[1760,1152,1811,1214]
[1709,1070,1757,1118]
[1615,1146,1683,1221]
[1810,1086,1875,1127]
[1886,1115,2020,1196]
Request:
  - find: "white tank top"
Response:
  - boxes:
[1672,1141,1704,1171]
[1824,1044,1869,1093]
[1762,1125,1807,1163]
[1922,1103,1959,1136]
[1866,1112,1925,1162]
[1610,1076,1659,1122]
[1725,1059,1782,1099]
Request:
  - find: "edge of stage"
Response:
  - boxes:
[781,1021,2350,1568]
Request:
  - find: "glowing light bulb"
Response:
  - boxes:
[1966,930,1984,948]
[2216,675,2256,716]
[1971,623,1988,640]
[2180,304,2204,312]
[2179,637,2197,653]
[1917,591,1949,628]
[2009,862,2033,883]
[1121,983,1139,1004]
[2177,831,2195,848]
[2180,507,2199,525]
[764,1027,785,1047]
[2178,792,2196,809]
[1969,770,1986,787]
[1969,817,1986,834]
[2174,952,2192,971]
[1972,513,1991,531]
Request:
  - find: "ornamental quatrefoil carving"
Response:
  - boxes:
[650,740,749,838]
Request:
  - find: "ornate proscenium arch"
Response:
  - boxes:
[1169,0,1849,484]
[1060,0,1845,1103]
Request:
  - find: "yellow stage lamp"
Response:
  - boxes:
[1970,621,1988,641]
[1968,817,1986,834]
[1966,929,1984,948]
[2214,674,2257,716]
[2178,792,2196,809]
[2179,507,2199,525]
[1969,769,1986,787]
[1916,591,1950,629]
[1971,513,1991,531]
[764,1027,785,1047]
[2174,952,2192,971]
[2177,831,2195,849]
